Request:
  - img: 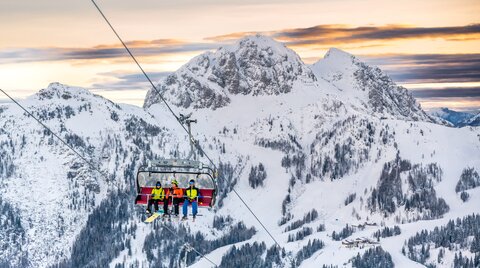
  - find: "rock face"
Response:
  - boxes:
[146,35,434,124]
[311,48,433,122]
[2,36,479,268]
[144,35,316,109]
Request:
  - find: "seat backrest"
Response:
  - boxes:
[136,187,215,207]
[197,189,214,207]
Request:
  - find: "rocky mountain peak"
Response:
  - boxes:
[226,34,297,56]
[143,35,433,122]
[36,82,93,102]
[143,35,316,109]
[311,48,433,122]
[323,47,358,66]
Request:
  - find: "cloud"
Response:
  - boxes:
[277,24,480,45]
[411,87,480,98]
[206,23,480,46]
[2,23,479,65]
[363,53,480,66]
[0,42,221,64]
[1,22,479,102]
[204,31,268,42]
[91,71,172,90]
[361,53,480,83]
[417,96,480,112]
[95,38,184,49]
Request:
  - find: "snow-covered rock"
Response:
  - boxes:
[429,107,475,127]
[144,35,316,109]
[0,82,175,267]
[460,111,480,127]
[1,36,480,268]
[311,48,434,122]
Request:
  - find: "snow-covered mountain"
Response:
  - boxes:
[144,35,316,109]
[311,48,434,122]
[428,108,476,127]
[1,36,480,268]
[0,82,179,267]
[460,111,480,127]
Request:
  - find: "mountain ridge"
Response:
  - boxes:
[145,35,435,124]
[144,35,316,110]
[428,107,476,127]
[0,36,479,268]
[311,47,433,122]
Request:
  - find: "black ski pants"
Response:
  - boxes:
[148,199,168,213]
[171,198,182,215]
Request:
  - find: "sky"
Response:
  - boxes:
[0,0,479,112]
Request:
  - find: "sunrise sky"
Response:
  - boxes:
[0,0,479,111]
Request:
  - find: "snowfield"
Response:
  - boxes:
[0,35,479,268]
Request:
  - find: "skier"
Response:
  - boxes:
[146,181,167,215]
[182,179,199,220]
[168,179,183,217]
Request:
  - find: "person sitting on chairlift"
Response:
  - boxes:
[182,179,199,220]
[169,179,183,217]
[146,181,167,215]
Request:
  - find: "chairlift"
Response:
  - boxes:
[134,113,217,208]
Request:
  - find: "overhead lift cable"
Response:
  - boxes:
[0,88,219,268]
[89,1,291,259]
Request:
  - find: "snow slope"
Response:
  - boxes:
[1,36,479,268]
[0,83,179,267]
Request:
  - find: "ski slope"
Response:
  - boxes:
[0,36,479,267]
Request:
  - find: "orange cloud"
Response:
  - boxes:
[93,39,185,49]
[206,23,480,48]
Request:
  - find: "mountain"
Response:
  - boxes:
[144,35,316,109]
[1,36,480,268]
[311,48,434,122]
[459,111,480,127]
[146,36,435,123]
[0,82,178,267]
[428,107,476,127]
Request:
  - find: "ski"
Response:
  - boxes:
[144,210,164,223]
